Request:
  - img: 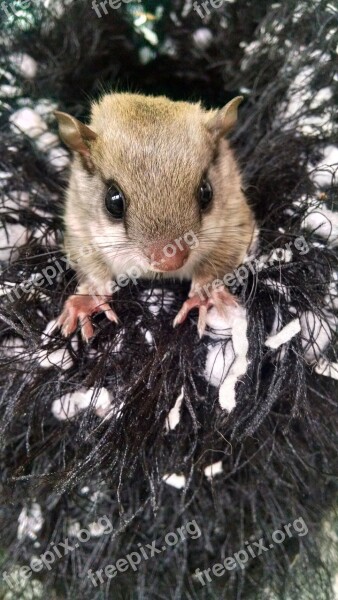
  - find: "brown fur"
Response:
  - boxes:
[56,92,256,298]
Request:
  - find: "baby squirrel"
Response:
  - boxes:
[54,92,256,340]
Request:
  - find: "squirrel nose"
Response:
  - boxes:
[146,240,190,272]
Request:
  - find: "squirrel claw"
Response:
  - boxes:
[173,286,237,337]
[57,294,118,341]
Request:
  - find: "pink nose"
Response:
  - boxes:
[146,240,189,272]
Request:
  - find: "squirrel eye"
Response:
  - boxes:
[198,179,213,210]
[105,183,125,219]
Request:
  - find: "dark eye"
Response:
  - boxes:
[105,183,125,219]
[198,179,213,210]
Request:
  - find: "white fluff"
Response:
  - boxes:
[262,278,291,302]
[41,0,66,15]
[93,388,116,418]
[0,84,21,98]
[298,106,332,137]
[139,46,156,65]
[325,277,338,311]
[310,87,332,109]
[0,171,13,186]
[17,504,44,541]
[40,319,59,344]
[297,111,332,137]
[0,190,29,213]
[34,98,58,117]
[10,53,38,79]
[10,107,47,137]
[205,340,235,388]
[162,473,186,489]
[204,305,243,393]
[0,223,27,261]
[219,306,249,412]
[35,130,59,151]
[47,146,70,170]
[205,305,249,412]
[268,248,293,263]
[265,308,335,363]
[67,521,81,538]
[0,337,25,357]
[165,386,184,432]
[265,318,301,349]
[301,207,338,246]
[311,145,338,186]
[204,305,236,340]
[140,288,175,315]
[36,347,73,370]
[300,311,334,362]
[204,461,223,479]
[88,521,108,537]
[52,389,93,420]
[140,327,154,346]
[281,63,333,136]
[315,359,338,380]
[0,281,16,298]
[193,28,213,50]
[9,108,69,171]
[269,307,282,336]
[282,66,313,120]
[51,387,117,420]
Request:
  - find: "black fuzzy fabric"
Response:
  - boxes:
[0,1,337,599]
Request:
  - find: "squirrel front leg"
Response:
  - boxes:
[57,251,118,341]
[174,263,238,338]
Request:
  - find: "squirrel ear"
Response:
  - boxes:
[206,96,243,138]
[54,111,97,157]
